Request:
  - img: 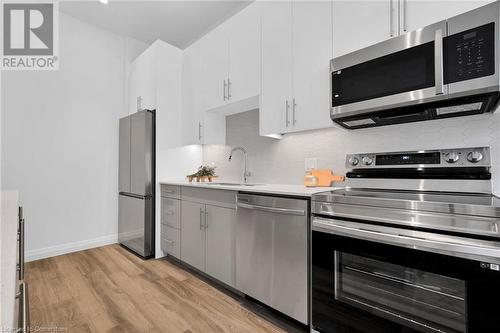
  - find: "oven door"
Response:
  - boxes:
[312,217,500,333]
[330,21,447,120]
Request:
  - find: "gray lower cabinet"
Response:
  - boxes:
[205,205,235,287]
[161,185,236,288]
[180,200,206,271]
[180,195,236,287]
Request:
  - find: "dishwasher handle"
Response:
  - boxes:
[237,202,306,216]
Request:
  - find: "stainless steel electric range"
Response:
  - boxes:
[311,147,500,333]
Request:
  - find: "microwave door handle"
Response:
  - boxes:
[435,28,444,95]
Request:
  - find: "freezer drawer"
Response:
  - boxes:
[118,194,153,257]
[236,194,309,324]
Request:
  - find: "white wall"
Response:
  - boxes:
[203,109,500,195]
[1,13,148,261]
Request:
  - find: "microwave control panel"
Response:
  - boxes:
[444,22,495,84]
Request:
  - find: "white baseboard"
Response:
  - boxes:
[26,234,118,262]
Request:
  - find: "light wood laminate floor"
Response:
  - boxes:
[26,244,291,333]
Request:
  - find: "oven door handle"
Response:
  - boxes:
[313,217,500,264]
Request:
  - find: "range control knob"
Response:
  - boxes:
[348,156,359,166]
[362,156,373,166]
[467,151,483,163]
[444,152,460,164]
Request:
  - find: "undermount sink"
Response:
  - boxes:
[204,182,260,187]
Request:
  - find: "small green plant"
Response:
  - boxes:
[188,165,216,178]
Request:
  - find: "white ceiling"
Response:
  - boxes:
[60,1,252,49]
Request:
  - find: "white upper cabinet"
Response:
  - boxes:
[182,47,226,146]
[200,27,230,112]
[333,0,394,58]
[128,47,157,114]
[260,1,292,136]
[128,41,183,149]
[332,1,492,56]
[181,50,204,145]
[193,4,261,113]
[261,1,333,136]
[291,1,333,132]
[227,4,261,104]
[402,1,491,33]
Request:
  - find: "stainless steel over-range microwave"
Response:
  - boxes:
[330,1,500,129]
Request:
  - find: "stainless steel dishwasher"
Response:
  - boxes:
[236,193,309,324]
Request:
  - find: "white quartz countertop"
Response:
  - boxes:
[1,191,19,330]
[159,180,341,197]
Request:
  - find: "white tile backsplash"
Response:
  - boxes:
[203,109,500,195]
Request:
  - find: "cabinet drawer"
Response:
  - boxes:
[161,184,181,199]
[161,226,180,259]
[182,187,236,209]
[161,197,181,229]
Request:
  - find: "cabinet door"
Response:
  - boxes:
[182,49,226,145]
[260,1,292,136]
[180,201,206,271]
[402,0,490,33]
[181,51,204,145]
[205,205,236,287]
[227,4,261,103]
[128,48,157,114]
[333,0,394,57]
[201,28,230,112]
[291,1,333,132]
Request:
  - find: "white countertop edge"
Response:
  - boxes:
[159,180,342,197]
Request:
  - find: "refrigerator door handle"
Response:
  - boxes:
[119,192,145,199]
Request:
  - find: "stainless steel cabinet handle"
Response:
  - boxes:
[227,78,232,100]
[434,29,444,95]
[292,98,297,125]
[199,208,204,230]
[136,96,143,112]
[237,202,305,216]
[389,0,394,37]
[402,0,407,33]
[163,190,174,194]
[285,100,290,127]
[18,207,24,281]
[198,122,203,141]
[223,80,227,101]
[205,210,209,229]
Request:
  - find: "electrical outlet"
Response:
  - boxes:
[305,158,317,172]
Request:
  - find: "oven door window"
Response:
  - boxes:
[331,42,435,107]
[335,251,466,333]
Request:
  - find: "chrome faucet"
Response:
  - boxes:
[228,146,250,183]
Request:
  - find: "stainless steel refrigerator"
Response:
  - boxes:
[118,110,155,258]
